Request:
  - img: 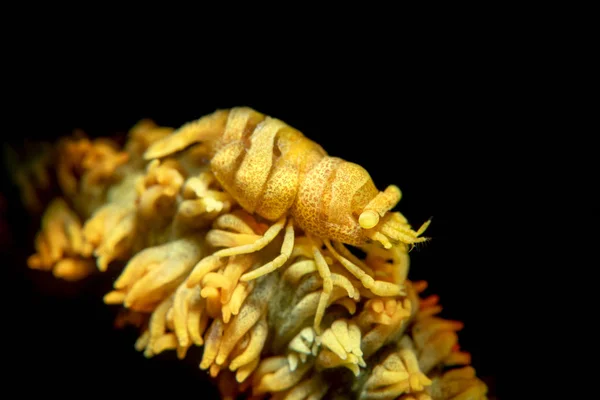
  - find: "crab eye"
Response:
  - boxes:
[359,210,379,229]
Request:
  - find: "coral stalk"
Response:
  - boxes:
[16,111,488,399]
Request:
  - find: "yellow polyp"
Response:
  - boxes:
[316,319,366,377]
[85,200,136,272]
[202,272,230,289]
[52,258,95,281]
[348,325,362,355]
[360,348,433,399]
[26,198,95,278]
[103,290,126,305]
[187,255,225,288]
[204,291,223,319]
[215,302,262,366]
[123,260,187,310]
[148,296,172,349]
[287,353,300,372]
[172,283,194,348]
[229,283,254,315]
[255,361,312,395]
[26,253,46,271]
[320,329,348,360]
[134,330,150,352]
[289,328,315,355]
[229,318,268,371]
[235,356,260,383]
[418,294,439,310]
[253,356,289,385]
[409,375,422,392]
[377,369,410,386]
[316,349,361,376]
[219,254,254,302]
[359,299,404,326]
[346,361,361,377]
[206,230,263,248]
[200,319,225,370]
[331,320,351,353]
[201,286,220,300]
[289,375,329,400]
[359,301,412,359]
[209,363,221,378]
[418,332,459,374]
[187,293,208,346]
[372,299,385,313]
[426,366,488,400]
[385,299,397,315]
[177,199,207,219]
[165,307,175,332]
[213,212,257,235]
[221,305,234,324]
[412,317,464,351]
[152,333,178,355]
[444,351,471,367]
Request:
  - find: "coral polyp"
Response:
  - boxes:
[19,109,488,399]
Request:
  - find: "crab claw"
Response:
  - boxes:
[358,185,430,249]
[365,212,431,249]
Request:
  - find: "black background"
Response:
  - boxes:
[1,42,513,398]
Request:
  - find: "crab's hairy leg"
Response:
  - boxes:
[324,240,375,290]
[212,217,286,259]
[240,218,295,281]
[187,217,286,288]
[325,240,403,297]
[311,236,332,334]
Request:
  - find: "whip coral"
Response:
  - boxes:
[18,109,488,399]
